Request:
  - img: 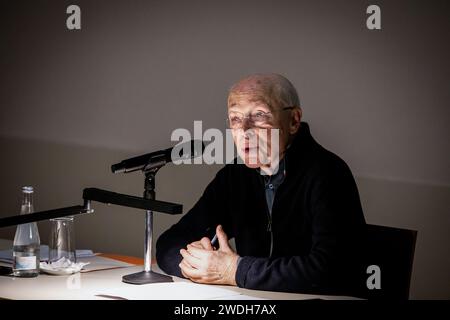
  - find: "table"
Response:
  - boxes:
[0,239,359,300]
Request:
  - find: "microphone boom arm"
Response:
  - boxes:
[82,188,182,214]
[0,188,182,228]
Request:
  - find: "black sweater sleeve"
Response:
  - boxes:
[235,160,365,293]
[156,169,229,278]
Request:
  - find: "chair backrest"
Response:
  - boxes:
[361,224,417,299]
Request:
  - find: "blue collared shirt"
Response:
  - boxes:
[261,157,286,215]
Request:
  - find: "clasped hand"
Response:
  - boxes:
[179,225,239,286]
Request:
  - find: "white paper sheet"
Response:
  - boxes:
[78,255,134,272]
[95,282,244,300]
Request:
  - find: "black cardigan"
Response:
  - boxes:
[156,122,366,295]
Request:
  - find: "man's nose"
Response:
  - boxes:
[243,128,256,140]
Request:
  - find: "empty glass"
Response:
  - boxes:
[48,217,76,264]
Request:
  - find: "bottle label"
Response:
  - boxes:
[14,256,37,270]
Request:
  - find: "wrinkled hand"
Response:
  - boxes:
[179,225,239,286]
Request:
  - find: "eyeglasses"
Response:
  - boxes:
[227,106,295,129]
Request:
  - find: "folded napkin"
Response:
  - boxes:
[40,257,90,275]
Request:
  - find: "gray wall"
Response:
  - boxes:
[0,0,449,299]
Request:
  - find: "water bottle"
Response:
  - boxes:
[13,186,40,277]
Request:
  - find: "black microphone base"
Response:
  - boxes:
[122,270,173,285]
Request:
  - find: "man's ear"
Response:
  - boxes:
[289,107,302,134]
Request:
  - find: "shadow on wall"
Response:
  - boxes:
[0,136,449,299]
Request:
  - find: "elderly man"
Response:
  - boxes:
[156,73,366,294]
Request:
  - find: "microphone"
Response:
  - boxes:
[111,140,204,174]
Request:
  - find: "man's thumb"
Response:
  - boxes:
[217,225,231,252]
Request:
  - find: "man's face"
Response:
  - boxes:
[228,98,291,171]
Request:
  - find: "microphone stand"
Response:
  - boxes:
[122,166,173,284]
